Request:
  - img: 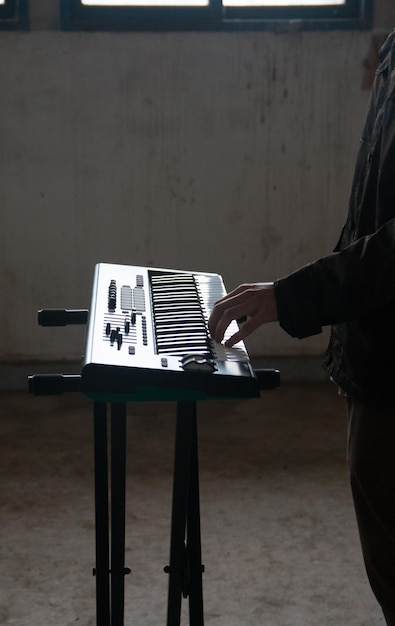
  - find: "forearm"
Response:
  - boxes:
[275,217,395,339]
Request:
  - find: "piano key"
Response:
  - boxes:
[157,346,210,354]
[155,325,207,332]
[154,313,205,321]
[155,333,208,343]
[156,335,208,345]
[157,340,208,347]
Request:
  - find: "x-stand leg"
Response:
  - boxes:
[93,401,129,626]
[166,401,204,626]
[93,399,204,626]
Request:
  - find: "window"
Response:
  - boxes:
[61,0,372,31]
[0,0,29,30]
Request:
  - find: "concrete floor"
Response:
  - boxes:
[0,382,385,625]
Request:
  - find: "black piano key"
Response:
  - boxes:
[156,325,206,332]
[159,317,205,324]
[154,308,203,314]
[156,329,208,340]
[153,298,202,304]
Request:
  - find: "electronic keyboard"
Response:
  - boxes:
[80,263,279,401]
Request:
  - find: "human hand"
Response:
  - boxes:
[208,282,278,347]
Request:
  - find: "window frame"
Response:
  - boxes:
[0,0,29,30]
[60,0,373,32]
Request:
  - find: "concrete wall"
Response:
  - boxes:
[1,1,394,378]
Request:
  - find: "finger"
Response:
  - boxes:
[223,328,245,348]
[208,284,254,335]
[208,293,244,338]
[224,314,263,347]
[219,283,253,302]
[211,300,254,343]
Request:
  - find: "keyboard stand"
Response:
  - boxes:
[93,398,204,626]
[29,306,279,626]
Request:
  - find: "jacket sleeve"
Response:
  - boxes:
[274,217,395,339]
